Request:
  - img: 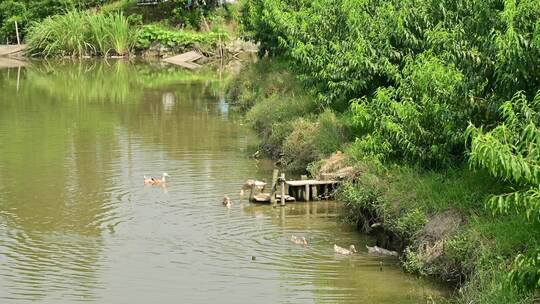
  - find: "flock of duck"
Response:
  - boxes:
[144,173,398,257]
[291,235,395,256]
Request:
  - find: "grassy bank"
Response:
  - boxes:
[227,59,353,171]
[231,0,540,302]
[226,59,540,303]
[22,1,238,58]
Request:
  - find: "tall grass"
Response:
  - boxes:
[26,11,138,57]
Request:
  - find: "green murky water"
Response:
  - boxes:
[0,60,448,303]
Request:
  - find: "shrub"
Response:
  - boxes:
[282,118,319,172]
[350,54,469,168]
[467,90,540,291]
[135,24,227,52]
[26,11,138,57]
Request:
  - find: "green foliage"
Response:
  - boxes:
[468,90,540,292]
[246,93,317,158]
[350,54,468,167]
[237,0,540,300]
[468,91,540,221]
[393,209,427,239]
[509,251,540,291]
[0,0,116,42]
[126,0,236,30]
[26,11,139,57]
[282,118,319,172]
[136,24,227,51]
[240,0,540,169]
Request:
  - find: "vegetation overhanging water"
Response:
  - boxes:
[0,60,449,303]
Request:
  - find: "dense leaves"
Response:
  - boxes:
[241,0,540,167]
[26,11,138,57]
[0,0,112,42]
[136,24,227,51]
[468,91,540,291]
[467,91,540,221]
[242,0,540,295]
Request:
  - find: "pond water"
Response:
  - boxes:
[0,60,448,303]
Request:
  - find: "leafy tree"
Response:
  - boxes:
[467,91,540,290]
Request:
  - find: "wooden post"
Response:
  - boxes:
[300,175,308,201]
[14,21,20,45]
[305,183,310,202]
[280,173,286,206]
[271,169,279,207]
[16,66,21,93]
[312,185,318,201]
[324,185,329,200]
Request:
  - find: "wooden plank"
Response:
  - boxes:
[285,180,340,186]
[0,44,27,57]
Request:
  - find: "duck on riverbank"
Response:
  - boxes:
[144,173,169,185]
[290,235,308,245]
[334,244,357,255]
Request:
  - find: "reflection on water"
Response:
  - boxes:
[0,60,448,303]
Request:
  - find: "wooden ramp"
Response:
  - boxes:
[163,51,203,69]
[243,171,342,205]
[0,44,27,57]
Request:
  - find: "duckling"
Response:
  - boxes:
[334,244,357,255]
[366,245,398,257]
[290,235,308,245]
[144,173,170,185]
[223,195,232,208]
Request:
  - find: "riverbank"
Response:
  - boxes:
[5,1,249,60]
[226,59,540,303]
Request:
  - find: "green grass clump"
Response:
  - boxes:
[26,11,139,57]
[246,94,317,157]
[228,60,351,167]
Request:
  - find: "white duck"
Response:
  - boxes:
[144,173,169,185]
[223,195,232,208]
[290,235,308,245]
[366,245,398,257]
[334,244,357,255]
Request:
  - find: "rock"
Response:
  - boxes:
[366,245,399,257]
[143,42,173,58]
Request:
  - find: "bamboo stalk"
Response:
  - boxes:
[14,21,20,45]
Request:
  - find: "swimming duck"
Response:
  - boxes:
[366,245,398,257]
[290,235,308,245]
[144,173,169,185]
[334,244,357,255]
[223,195,232,208]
